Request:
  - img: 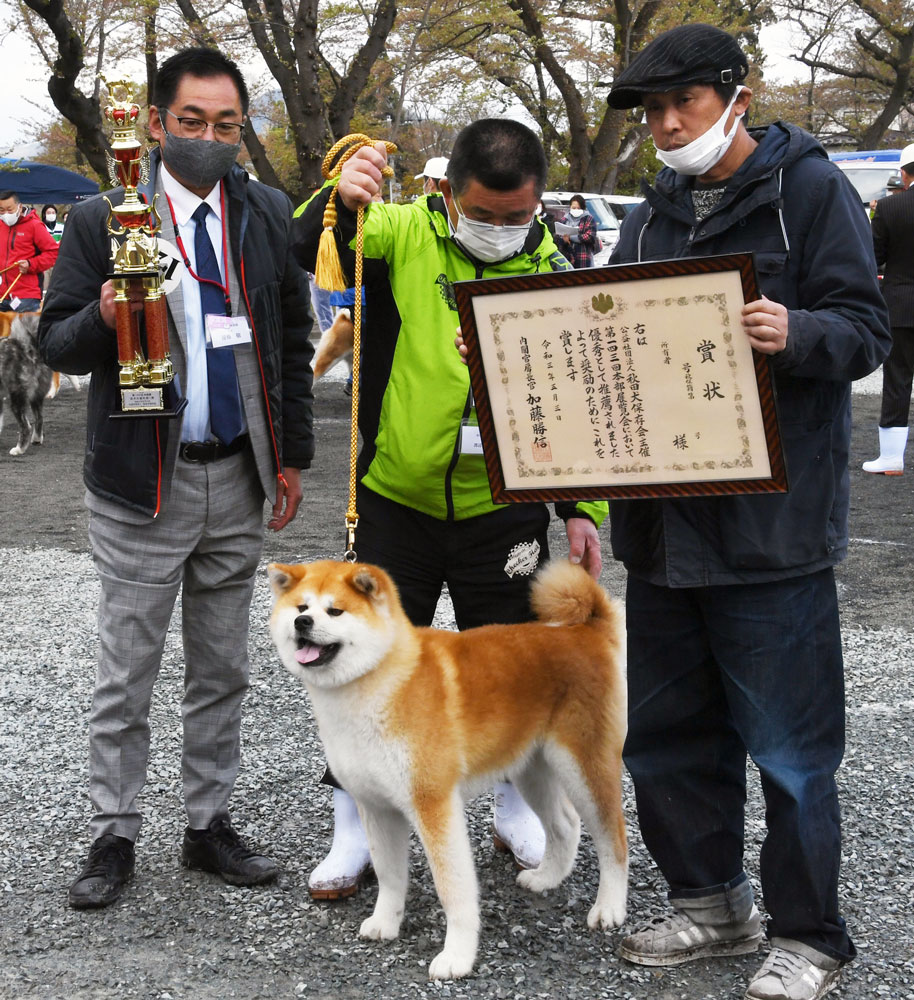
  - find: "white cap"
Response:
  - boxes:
[415,156,449,180]
[901,143,914,172]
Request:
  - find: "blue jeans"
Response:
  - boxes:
[307,276,335,333]
[0,297,41,312]
[623,569,854,963]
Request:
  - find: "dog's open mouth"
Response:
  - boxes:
[295,640,341,667]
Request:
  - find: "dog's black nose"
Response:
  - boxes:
[294,614,313,633]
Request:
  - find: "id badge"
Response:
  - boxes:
[459,403,484,455]
[460,425,484,455]
[205,314,252,349]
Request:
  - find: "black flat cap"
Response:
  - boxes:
[608,24,749,109]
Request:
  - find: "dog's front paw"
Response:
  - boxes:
[9,444,25,456]
[359,913,400,941]
[428,948,475,981]
[516,867,561,893]
[586,898,626,930]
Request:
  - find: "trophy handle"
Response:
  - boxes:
[103,196,126,237]
[147,195,163,236]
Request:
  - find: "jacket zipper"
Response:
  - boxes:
[442,259,487,520]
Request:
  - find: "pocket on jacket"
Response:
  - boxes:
[718,418,838,570]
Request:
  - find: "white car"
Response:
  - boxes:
[829,149,902,206]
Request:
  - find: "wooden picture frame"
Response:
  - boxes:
[455,252,787,503]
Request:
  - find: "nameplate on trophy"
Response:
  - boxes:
[121,387,165,412]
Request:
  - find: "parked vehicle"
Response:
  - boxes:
[829,149,902,206]
[601,194,645,223]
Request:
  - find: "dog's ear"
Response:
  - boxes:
[267,563,306,595]
[351,567,383,600]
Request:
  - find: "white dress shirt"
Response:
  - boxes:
[161,165,238,443]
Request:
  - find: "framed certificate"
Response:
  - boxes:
[455,252,787,503]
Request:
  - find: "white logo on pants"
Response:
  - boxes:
[504,540,540,578]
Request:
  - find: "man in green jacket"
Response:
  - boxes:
[295,119,607,898]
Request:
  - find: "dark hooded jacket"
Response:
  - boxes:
[608,121,891,586]
[38,150,314,518]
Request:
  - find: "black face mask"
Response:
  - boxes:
[159,132,241,189]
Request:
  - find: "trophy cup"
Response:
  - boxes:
[103,80,186,418]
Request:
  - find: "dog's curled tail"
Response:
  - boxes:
[530,560,620,627]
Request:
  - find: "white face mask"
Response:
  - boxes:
[569,207,584,218]
[45,212,57,223]
[655,86,745,176]
[0,210,20,227]
[451,199,532,263]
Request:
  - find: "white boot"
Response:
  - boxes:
[862,426,908,475]
[308,787,372,899]
[492,781,545,870]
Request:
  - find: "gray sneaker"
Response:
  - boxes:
[619,905,763,967]
[745,947,842,1000]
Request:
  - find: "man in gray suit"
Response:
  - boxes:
[863,142,914,474]
[39,48,314,909]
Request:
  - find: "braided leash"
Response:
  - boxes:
[315,134,397,562]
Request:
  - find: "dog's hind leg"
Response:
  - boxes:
[8,388,32,456]
[514,753,581,893]
[548,742,628,930]
[414,791,480,980]
[30,398,44,445]
[359,804,410,942]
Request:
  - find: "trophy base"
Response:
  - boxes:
[109,375,188,420]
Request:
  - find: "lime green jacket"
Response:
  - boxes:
[296,184,607,528]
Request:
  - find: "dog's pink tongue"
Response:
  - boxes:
[295,643,323,665]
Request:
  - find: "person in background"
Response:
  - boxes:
[41,205,65,243]
[536,198,557,238]
[605,23,890,1000]
[415,155,449,195]
[308,272,336,333]
[0,191,59,311]
[862,144,914,475]
[558,194,598,267]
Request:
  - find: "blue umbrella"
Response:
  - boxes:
[0,157,99,203]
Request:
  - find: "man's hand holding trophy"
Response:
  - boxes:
[102,79,186,417]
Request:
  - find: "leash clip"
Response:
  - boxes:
[344,514,359,563]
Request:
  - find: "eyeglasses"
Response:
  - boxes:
[161,108,245,142]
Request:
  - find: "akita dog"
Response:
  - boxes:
[268,558,628,980]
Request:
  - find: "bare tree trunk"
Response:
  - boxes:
[23,0,110,182]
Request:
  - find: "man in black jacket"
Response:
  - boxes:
[606,24,889,1000]
[39,48,314,909]
[862,142,914,474]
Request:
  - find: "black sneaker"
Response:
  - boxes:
[182,817,279,886]
[68,834,135,910]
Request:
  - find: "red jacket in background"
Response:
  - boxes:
[0,209,59,302]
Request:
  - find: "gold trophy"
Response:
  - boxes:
[103,79,185,417]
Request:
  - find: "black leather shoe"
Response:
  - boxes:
[68,834,135,910]
[182,817,279,886]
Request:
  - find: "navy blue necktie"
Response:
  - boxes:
[192,202,243,445]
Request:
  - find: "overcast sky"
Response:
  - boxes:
[0,11,801,154]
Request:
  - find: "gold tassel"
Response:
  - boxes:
[315,189,349,292]
[313,133,398,292]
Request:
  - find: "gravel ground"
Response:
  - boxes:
[0,372,912,999]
